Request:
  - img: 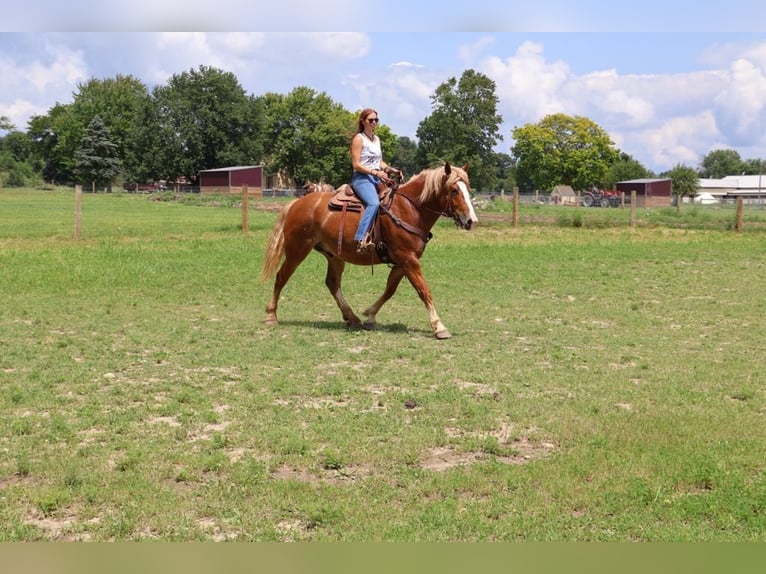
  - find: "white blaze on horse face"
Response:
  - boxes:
[457,181,479,225]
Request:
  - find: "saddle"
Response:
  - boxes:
[328,182,392,258]
[328,183,389,212]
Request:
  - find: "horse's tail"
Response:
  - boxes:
[260,202,292,281]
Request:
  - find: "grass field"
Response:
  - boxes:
[1,188,765,541]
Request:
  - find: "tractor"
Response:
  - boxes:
[581,188,622,207]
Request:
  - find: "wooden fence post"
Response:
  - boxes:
[736,196,743,233]
[630,190,637,227]
[241,184,249,233]
[74,184,82,239]
[512,186,519,228]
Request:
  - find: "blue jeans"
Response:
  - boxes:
[351,172,380,241]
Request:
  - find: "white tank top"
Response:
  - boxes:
[356,133,382,172]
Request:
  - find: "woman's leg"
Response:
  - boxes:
[351,174,381,241]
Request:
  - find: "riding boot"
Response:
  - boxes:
[356,234,373,253]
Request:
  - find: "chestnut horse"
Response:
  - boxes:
[261,163,478,339]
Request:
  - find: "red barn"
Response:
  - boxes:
[615,178,672,207]
[198,166,263,195]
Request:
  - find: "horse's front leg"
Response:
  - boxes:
[402,261,452,339]
[325,256,363,328]
[362,266,406,330]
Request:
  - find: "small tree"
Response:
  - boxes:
[667,164,699,213]
[75,116,121,191]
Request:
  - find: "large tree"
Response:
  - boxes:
[511,113,618,192]
[389,136,419,180]
[74,115,121,191]
[416,69,503,191]
[604,152,652,188]
[149,65,262,183]
[261,87,356,186]
[70,75,151,182]
[27,103,81,184]
[698,149,744,178]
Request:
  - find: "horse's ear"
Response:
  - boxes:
[444,162,452,175]
[461,164,469,172]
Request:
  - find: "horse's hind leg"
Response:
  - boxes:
[324,256,363,328]
[265,243,313,326]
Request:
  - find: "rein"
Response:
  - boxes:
[379,181,452,243]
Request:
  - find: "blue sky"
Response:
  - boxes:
[2,3,766,173]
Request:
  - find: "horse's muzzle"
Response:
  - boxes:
[454,214,476,230]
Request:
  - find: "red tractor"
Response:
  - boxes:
[581,188,622,207]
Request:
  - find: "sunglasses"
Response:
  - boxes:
[366,118,379,124]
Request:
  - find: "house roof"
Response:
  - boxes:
[199,165,262,173]
[616,178,671,184]
[551,185,575,195]
[717,175,766,190]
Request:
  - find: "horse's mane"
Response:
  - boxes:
[409,165,469,203]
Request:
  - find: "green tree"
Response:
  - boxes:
[0,130,40,188]
[149,65,262,183]
[0,115,15,132]
[71,75,151,182]
[698,149,744,178]
[389,136,419,179]
[1,130,33,164]
[493,152,517,195]
[261,87,355,186]
[511,113,618,193]
[667,163,699,212]
[741,157,766,176]
[416,69,503,190]
[75,115,121,191]
[27,103,81,184]
[604,152,651,188]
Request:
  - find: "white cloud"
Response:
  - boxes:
[481,41,571,122]
[476,38,766,171]
[713,57,766,145]
[0,42,88,129]
[4,32,766,173]
[638,111,720,170]
[458,36,495,64]
[309,33,370,59]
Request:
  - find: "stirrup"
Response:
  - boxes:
[356,237,373,253]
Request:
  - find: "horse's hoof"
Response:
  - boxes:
[264,318,279,326]
[363,322,378,331]
[434,329,452,340]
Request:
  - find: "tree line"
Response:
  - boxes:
[1,65,765,194]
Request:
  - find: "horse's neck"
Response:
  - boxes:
[393,185,443,231]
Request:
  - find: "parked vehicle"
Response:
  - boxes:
[581,188,622,207]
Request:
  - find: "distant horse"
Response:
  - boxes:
[302,181,335,194]
[261,163,478,339]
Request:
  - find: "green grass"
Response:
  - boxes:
[1,188,765,540]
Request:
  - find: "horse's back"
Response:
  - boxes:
[283,191,336,229]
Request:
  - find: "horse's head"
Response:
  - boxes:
[441,163,478,230]
[303,181,317,194]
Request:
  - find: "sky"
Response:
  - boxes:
[2,2,766,174]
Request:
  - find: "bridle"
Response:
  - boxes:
[378,175,464,243]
